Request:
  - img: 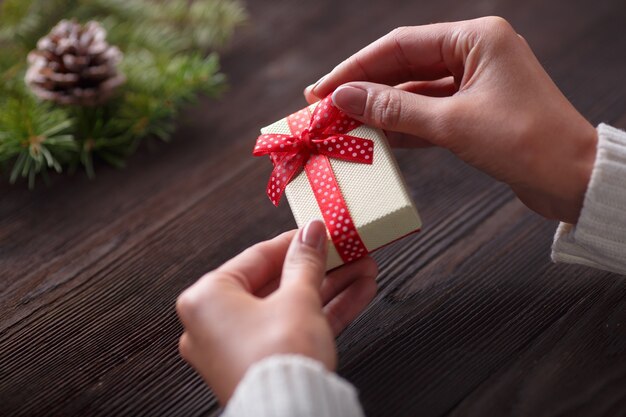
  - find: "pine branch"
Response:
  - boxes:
[0,96,77,187]
[1,0,81,49]
[0,46,27,99]
[138,0,247,52]
[0,0,35,42]
[0,0,245,187]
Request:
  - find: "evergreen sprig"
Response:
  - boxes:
[0,0,246,187]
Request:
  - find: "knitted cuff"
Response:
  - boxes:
[222,355,365,417]
[552,123,626,274]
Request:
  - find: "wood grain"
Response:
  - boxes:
[1,0,625,416]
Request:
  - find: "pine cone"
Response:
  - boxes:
[25,20,125,106]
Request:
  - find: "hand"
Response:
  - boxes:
[176,220,378,404]
[304,17,597,224]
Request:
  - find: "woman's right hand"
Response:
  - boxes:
[305,17,598,224]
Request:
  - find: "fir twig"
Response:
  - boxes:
[0,0,245,187]
[0,95,76,187]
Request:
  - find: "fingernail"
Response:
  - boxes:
[332,86,367,115]
[300,219,327,251]
[309,74,327,97]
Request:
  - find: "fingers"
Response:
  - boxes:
[280,220,328,297]
[177,230,296,326]
[383,78,457,148]
[254,277,280,298]
[305,23,471,101]
[323,270,378,336]
[320,257,378,336]
[257,255,379,299]
[396,77,459,97]
[210,230,296,293]
[178,332,193,362]
[331,81,457,145]
[320,256,378,304]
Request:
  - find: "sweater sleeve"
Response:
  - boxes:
[552,123,626,274]
[222,354,365,417]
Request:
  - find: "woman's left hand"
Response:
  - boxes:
[176,220,378,404]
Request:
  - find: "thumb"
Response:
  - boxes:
[331,82,454,145]
[280,219,328,294]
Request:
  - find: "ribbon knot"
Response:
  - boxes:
[253,95,374,206]
[300,128,315,150]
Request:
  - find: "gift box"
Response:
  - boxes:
[254,95,421,270]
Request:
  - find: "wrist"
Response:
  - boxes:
[515,121,598,224]
[554,123,598,224]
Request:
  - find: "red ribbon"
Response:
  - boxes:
[254,95,374,263]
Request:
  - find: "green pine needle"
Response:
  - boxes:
[0,0,245,187]
[0,96,77,187]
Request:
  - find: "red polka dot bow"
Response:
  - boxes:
[253,95,374,206]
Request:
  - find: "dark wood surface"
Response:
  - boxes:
[2,1,626,416]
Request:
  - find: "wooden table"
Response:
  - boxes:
[2,1,625,416]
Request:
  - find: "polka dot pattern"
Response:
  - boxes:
[266,152,302,206]
[253,94,373,263]
[311,134,373,163]
[304,154,368,263]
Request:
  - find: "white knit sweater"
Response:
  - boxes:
[223,123,626,417]
[552,124,626,273]
[223,355,364,417]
